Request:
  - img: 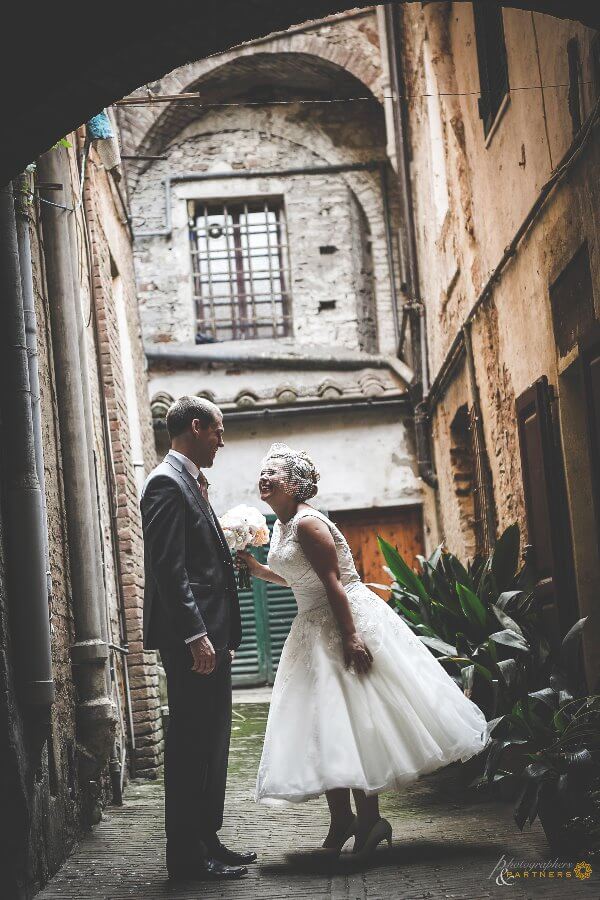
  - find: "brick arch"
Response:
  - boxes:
[123,37,384,190]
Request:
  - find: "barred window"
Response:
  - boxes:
[189,198,293,341]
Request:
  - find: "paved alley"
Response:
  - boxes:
[36,702,598,900]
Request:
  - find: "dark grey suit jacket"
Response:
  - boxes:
[140,451,241,652]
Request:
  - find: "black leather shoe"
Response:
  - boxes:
[205,837,258,865]
[167,857,248,881]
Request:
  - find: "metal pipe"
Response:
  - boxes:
[79,146,136,776]
[379,162,401,352]
[14,172,52,603]
[63,147,110,671]
[0,182,54,706]
[383,5,420,303]
[37,148,114,751]
[134,161,383,238]
[414,401,438,489]
[380,5,429,400]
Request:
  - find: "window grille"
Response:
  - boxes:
[189,198,292,341]
[473,1,509,138]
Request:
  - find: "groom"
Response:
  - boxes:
[141,396,255,881]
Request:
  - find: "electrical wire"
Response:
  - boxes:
[115,81,592,108]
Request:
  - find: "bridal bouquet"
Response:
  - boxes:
[218,505,269,589]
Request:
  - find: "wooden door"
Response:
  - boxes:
[331,505,424,600]
[515,376,578,637]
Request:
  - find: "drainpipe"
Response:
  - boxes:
[379,162,401,351]
[378,5,437,494]
[78,132,136,784]
[0,182,54,707]
[36,148,114,766]
[63,142,110,662]
[415,401,438,489]
[14,171,53,604]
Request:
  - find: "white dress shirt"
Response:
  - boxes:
[169,450,208,645]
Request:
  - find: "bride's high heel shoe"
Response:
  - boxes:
[321,815,357,854]
[351,818,392,863]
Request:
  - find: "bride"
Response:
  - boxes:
[237,443,489,861]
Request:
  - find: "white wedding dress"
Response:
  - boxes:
[255,507,489,805]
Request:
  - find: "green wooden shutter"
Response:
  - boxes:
[264,581,298,680]
[231,578,267,685]
[230,510,326,687]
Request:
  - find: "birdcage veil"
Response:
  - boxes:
[261,442,320,501]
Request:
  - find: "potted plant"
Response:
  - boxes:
[377,525,550,718]
[482,617,600,854]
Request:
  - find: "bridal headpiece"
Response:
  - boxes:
[262,442,320,502]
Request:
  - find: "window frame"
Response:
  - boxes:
[473,0,510,140]
[188,196,293,342]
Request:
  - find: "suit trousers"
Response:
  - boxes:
[160,644,232,858]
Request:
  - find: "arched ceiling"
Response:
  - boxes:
[125,52,382,186]
[1,1,598,185]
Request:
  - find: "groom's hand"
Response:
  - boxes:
[189,635,216,675]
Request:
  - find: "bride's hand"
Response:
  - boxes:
[236,549,261,575]
[342,633,373,674]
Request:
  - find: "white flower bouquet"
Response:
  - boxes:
[218,505,270,589]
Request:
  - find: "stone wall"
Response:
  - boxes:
[131,100,400,357]
[400,3,600,684]
[83,144,163,777]
[401,1,599,554]
[0,135,161,896]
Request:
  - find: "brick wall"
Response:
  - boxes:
[83,148,163,777]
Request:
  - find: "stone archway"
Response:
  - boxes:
[119,17,385,190]
[128,45,401,355]
[2,1,598,185]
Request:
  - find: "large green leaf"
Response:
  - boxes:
[391,597,422,626]
[491,523,521,589]
[528,688,558,710]
[427,543,444,570]
[461,664,475,697]
[448,658,493,682]
[456,582,488,629]
[378,537,429,604]
[491,604,524,637]
[497,658,519,690]
[495,590,523,611]
[489,629,530,653]
[444,553,474,591]
[419,635,458,656]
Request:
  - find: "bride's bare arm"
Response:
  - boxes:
[236,549,288,586]
[296,518,373,673]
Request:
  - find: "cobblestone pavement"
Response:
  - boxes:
[37,703,598,899]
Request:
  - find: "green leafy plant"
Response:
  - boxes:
[481,618,600,854]
[378,525,549,717]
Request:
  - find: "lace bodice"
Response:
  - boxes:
[267,507,360,613]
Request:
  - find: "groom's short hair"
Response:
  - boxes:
[166,396,222,439]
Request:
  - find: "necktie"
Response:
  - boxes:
[196,472,209,502]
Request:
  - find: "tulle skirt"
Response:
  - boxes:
[255,582,489,804]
